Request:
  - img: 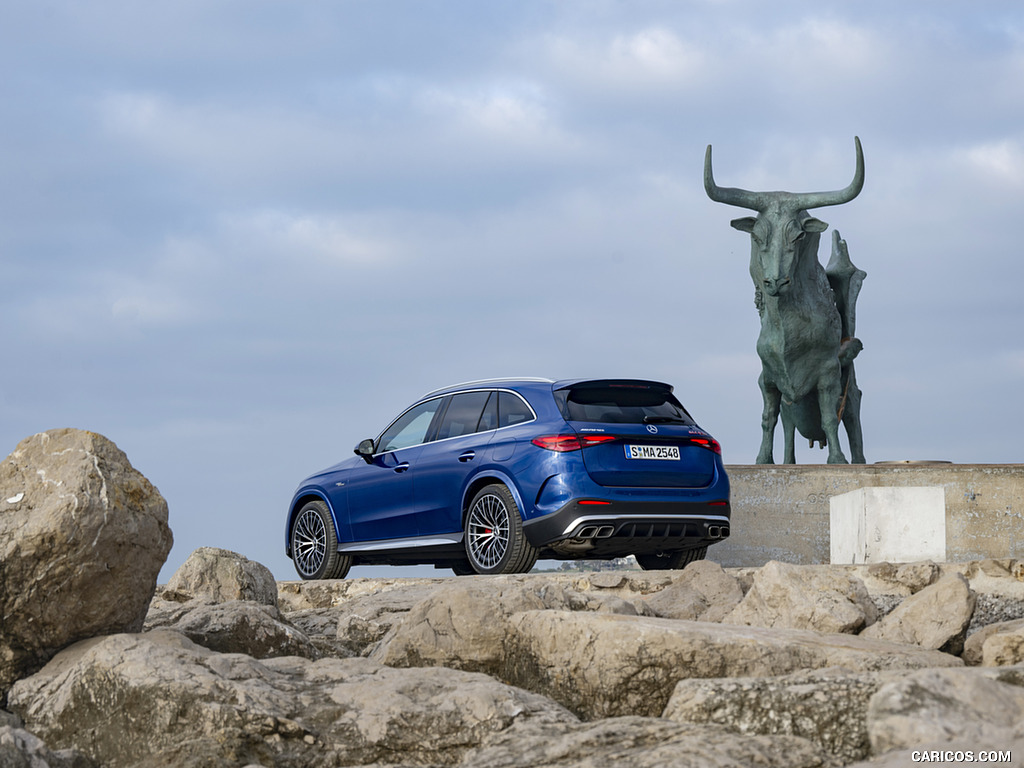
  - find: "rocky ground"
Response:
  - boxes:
[3,429,1024,767]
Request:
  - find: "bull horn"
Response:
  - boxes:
[789,136,865,210]
[704,144,765,211]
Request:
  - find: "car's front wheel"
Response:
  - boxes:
[291,499,352,580]
[464,484,539,575]
[635,546,707,571]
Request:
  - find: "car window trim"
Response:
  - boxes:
[372,388,537,457]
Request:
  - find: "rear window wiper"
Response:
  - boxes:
[642,415,690,425]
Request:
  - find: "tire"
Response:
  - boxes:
[635,546,707,571]
[464,484,539,575]
[450,559,476,576]
[290,499,352,580]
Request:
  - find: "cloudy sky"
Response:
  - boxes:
[3,1,1022,582]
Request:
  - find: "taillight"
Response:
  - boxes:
[531,434,618,452]
[690,437,722,455]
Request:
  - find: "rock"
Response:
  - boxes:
[963,618,1024,666]
[8,630,576,768]
[283,579,447,658]
[722,560,878,634]
[867,666,1024,755]
[371,576,648,673]
[860,572,976,654]
[460,716,832,768]
[0,725,96,768]
[500,610,961,720]
[144,600,320,660]
[162,547,277,607]
[663,668,908,764]
[894,561,941,592]
[981,626,1024,667]
[0,429,172,700]
[642,561,744,621]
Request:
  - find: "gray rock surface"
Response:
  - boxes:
[867,665,1024,755]
[962,618,1024,666]
[0,429,172,700]
[460,716,833,768]
[500,609,961,719]
[980,625,1024,667]
[371,576,650,674]
[641,560,744,621]
[663,668,905,764]
[144,599,320,659]
[162,547,278,607]
[723,560,878,634]
[1,725,97,768]
[7,630,576,768]
[860,572,976,654]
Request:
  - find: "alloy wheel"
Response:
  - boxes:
[292,506,328,578]
[467,492,511,570]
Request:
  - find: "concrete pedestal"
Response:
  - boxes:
[829,486,946,564]
[709,464,1024,567]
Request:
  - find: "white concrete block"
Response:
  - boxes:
[829,486,946,564]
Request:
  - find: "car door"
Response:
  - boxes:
[345,398,443,542]
[413,390,494,535]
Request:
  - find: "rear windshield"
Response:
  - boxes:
[554,383,696,425]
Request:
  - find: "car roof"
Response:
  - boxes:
[418,378,555,399]
[418,377,674,400]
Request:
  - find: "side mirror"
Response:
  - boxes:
[354,439,375,463]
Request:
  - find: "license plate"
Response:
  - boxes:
[624,444,680,461]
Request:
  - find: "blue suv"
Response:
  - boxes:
[286,378,730,579]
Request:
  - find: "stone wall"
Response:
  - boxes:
[713,464,1024,567]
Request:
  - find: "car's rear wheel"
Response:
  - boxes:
[635,546,707,571]
[291,499,352,580]
[465,484,539,575]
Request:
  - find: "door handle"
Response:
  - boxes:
[393,462,411,473]
[458,451,476,462]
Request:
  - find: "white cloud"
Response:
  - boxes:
[960,139,1024,187]
[220,210,402,266]
[543,26,705,91]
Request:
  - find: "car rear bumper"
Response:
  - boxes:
[522,498,731,556]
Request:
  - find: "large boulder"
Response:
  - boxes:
[867,666,1024,755]
[459,716,832,768]
[7,630,577,768]
[371,576,648,673]
[962,619,1024,665]
[980,625,1024,667]
[162,547,277,607]
[860,572,976,654]
[144,599,320,660]
[663,668,906,764]
[500,610,962,719]
[722,560,877,634]
[0,429,172,700]
[641,560,744,621]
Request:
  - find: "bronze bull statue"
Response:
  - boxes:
[705,137,866,464]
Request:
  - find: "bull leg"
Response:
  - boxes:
[818,363,849,464]
[756,372,781,464]
[780,404,797,464]
[841,368,866,464]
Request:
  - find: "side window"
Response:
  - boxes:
[477,391,498,432]
[435,391,491,440]
[378,399,443,453]
[498,391,534,428]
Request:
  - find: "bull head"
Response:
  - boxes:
[704,137,865,298]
